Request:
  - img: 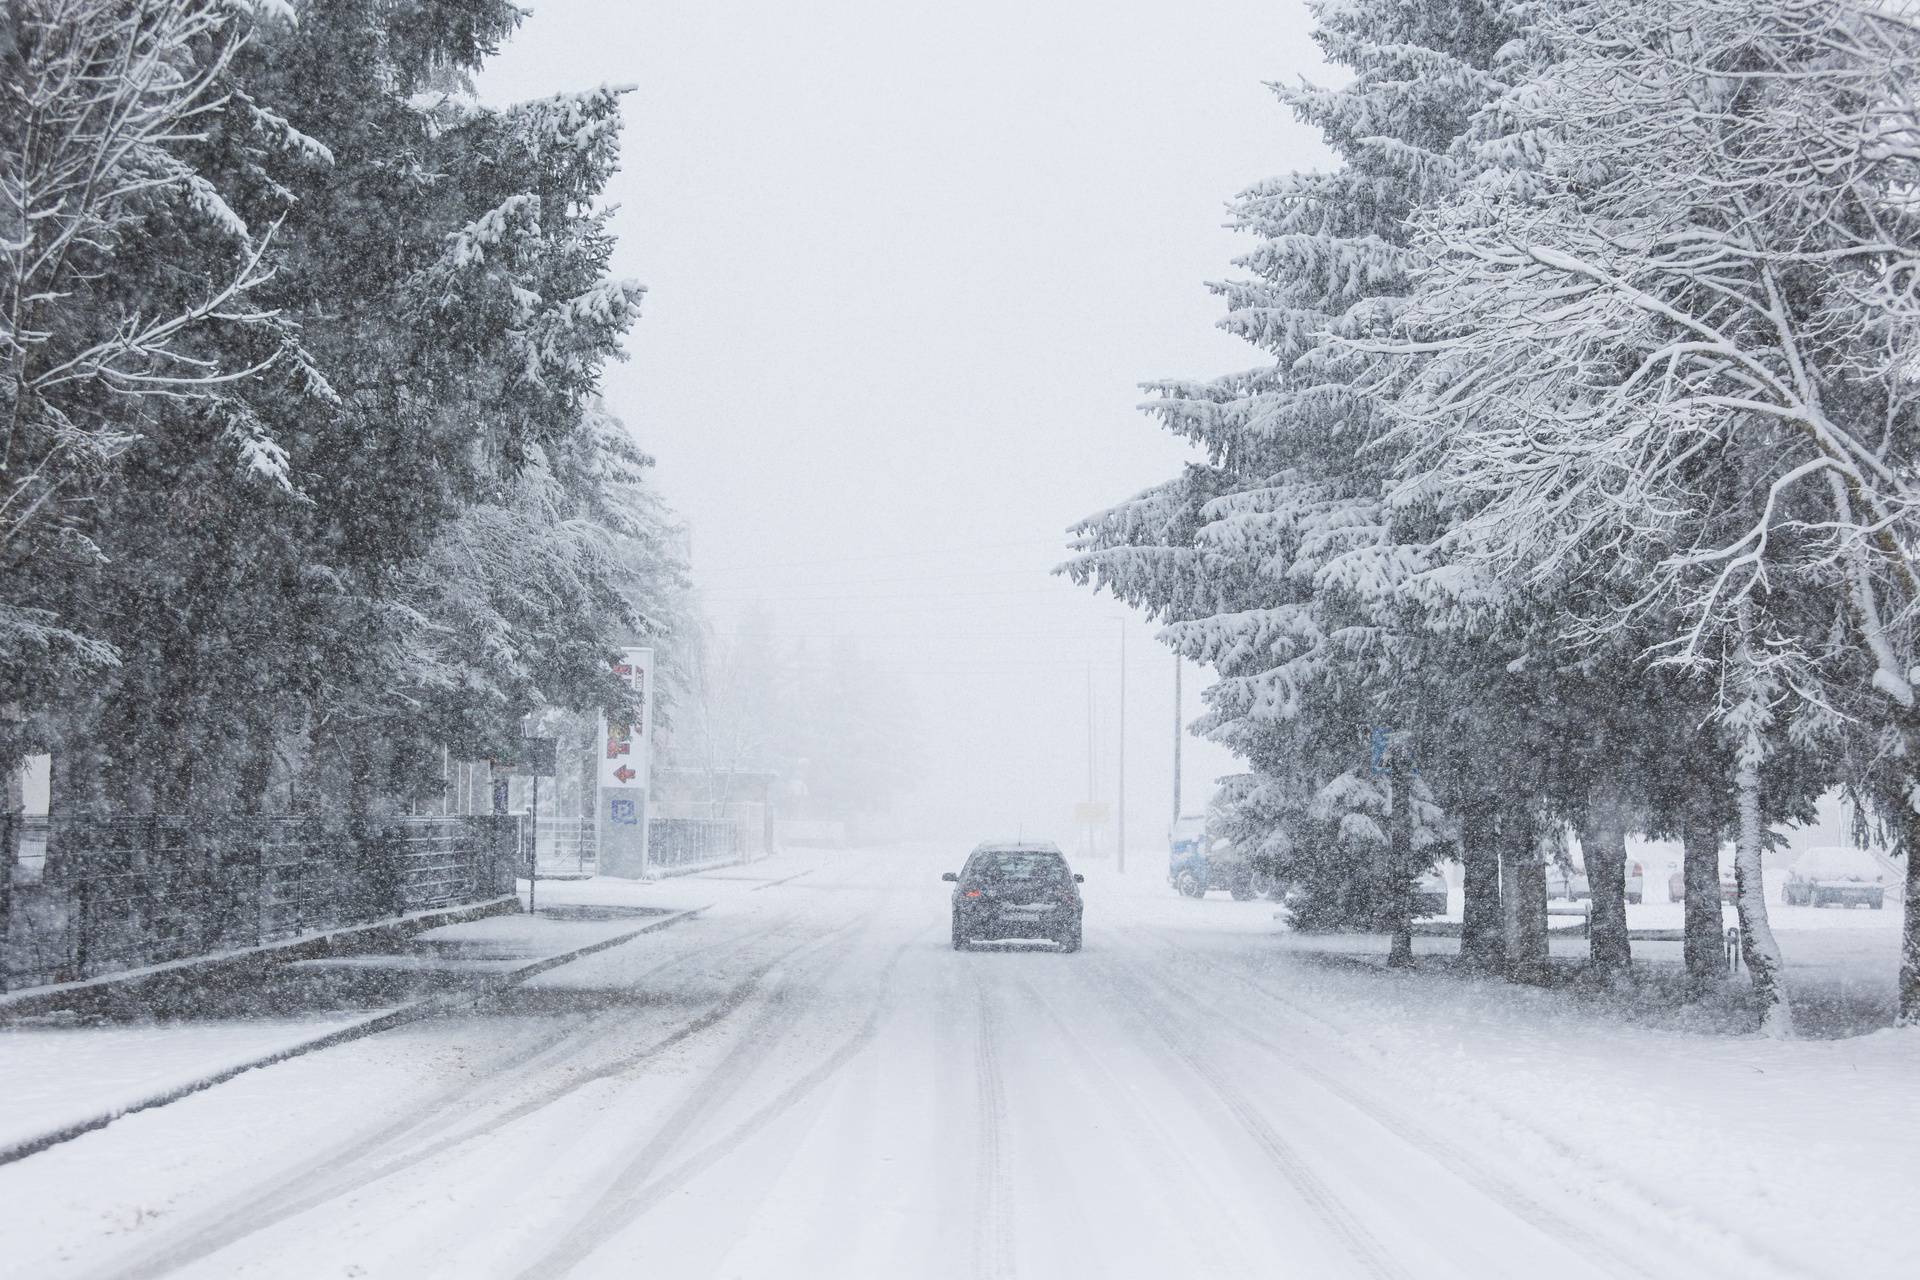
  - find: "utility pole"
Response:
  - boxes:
[527,774,539,916]
[1117,621,1127,874]
[1172,654,1183,826]
[1085,661,1095,862]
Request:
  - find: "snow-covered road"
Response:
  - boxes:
[2,848,1906,1279]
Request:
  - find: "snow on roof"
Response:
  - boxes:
[973,839,1063,854]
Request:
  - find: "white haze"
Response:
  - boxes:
[477,0,1332,848]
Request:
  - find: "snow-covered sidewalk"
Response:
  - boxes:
[0,855,815,1161]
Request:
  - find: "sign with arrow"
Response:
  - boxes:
[597,651,651,791]
[596,646,654,879]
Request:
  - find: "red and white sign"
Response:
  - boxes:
[597,647,653,790]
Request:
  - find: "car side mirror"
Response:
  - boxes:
[942,872,958,882]
[1074,874,1084,883]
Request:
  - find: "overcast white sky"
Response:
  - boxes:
[479,1,1334,855]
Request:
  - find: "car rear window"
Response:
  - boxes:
[975,851,1067,880]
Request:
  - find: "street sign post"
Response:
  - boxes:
[496,736,558,912]
[1369,726,1392,775]
[595,648,654,878]
[499,736,557,777]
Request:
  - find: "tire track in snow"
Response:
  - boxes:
[100,907,854,1280]
[1140,929,1817,1280]
[969,969,1014,1280]
[1087,957,1410,1280]
[516,923,924,1279]
[1012,974,1259,1277]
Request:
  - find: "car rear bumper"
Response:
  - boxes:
[958,903,1077,939]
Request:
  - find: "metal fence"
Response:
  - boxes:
[10,814,49,883]
[647,817,740,872]
[0,813,519,992]
[532,817,597,878]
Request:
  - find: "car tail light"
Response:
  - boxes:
[964,889,982,898]
[1630,862,1643,877]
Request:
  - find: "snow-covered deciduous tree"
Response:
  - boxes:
[1382,0,1920,1031]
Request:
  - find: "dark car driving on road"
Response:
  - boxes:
[945,841,1083,952]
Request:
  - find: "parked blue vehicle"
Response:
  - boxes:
[1168,816,1258,900]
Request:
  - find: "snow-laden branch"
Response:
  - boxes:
[2,0,294,551]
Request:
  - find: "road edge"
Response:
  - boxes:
[0,903,711,1167]
[0,896,524,1019]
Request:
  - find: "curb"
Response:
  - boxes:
[643,855,748,880]
[0,896,523,1019]
[0,902,710,1167]
[750,868,814,892]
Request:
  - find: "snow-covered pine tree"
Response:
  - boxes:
[30,1,678,823]
[1068,0,1524,964]
[0,0,299,780]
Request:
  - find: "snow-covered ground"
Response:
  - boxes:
[0,860,805,1158]
[0,846,1911,1278]
[1412,863,1908,1035]
[0,1015,383,1155]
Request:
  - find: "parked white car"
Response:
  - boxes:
[1667,867,1740,903]
[1548,858,1644,905]
[1782,846,1888,909]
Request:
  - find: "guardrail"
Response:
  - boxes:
[1,813,518,992]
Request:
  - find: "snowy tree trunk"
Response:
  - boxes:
[1501,806,1549,985]
[1732,748,1790,1036]
[1581,783,1631,977]
[1511,858,1550,986]
[1385,768,1415,969]
[1459,803,1504,971]
[1681,792,1724,984]
[237,737,276,815]
[1726,604,1791,1036]
[1901,788,1920,1026]
[0,815,9,993]
[1,769,14,991]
